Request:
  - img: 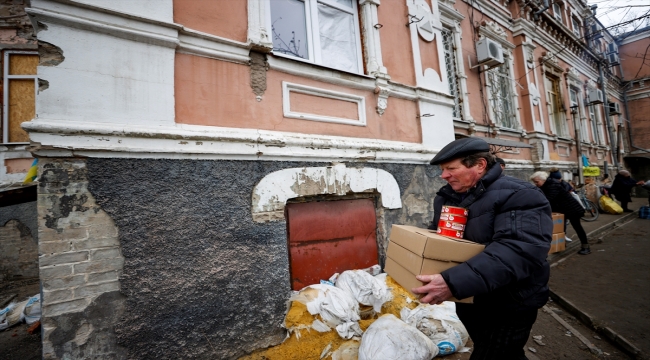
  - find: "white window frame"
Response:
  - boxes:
[266,0,364,74]
[486,61,518,130]
[588,103,603,145]
[553,3,563,23]
[3,50,38,144]
[544,75,569,138]
[569,88,589,141]
[441,27,462,120]
[572,17,581,37]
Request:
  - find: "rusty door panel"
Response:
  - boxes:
[286,199,378,290]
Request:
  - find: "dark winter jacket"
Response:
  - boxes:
[610,174,638,203]
[540,178,584,218]
[429,164,552,310]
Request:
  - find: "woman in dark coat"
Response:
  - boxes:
[531,171,590,255]
[610,170,645,212]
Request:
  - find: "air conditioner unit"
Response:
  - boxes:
[476,38,504,67]
[587,88,604,104]
[608,102,621,115]
[607,42,618,54]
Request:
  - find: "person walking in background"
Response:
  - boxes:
[531,171,591,255]
[549,168,573,192]
[609,170,646,212]
[495,157,506,171]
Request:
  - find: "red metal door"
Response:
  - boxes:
[286,198,378,290]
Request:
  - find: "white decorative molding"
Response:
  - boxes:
[407,0,448,92]
[26,3,180,49]
[23,119,440,163]
[247,0,273,50]
[282,82,366,127]
[177,28,251,64]
[375,74,390,115]
[251,163,402,222]
[529,83,540,106]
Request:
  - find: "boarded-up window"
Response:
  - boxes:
[3,51,38,143]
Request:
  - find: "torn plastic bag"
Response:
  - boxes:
[358,314,438,360]
[22,294,41,325]
[335,270,392,312]
[0,299,28,330]
[400,302,469,356]
[290,284,362,339]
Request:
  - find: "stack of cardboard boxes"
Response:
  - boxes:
[384,225,484,302]
[549,213,566,254]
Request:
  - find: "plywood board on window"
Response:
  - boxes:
[9,54,38,75]
[8,79,35,142]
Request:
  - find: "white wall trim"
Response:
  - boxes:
[26,4,179,49]
[282,82,367,127]
[251,163,402,222]
[23,119,439,163]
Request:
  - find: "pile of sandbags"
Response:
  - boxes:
[242,268,470,360]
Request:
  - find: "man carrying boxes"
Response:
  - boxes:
[386,137,552,360]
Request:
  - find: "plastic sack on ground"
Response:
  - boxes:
[600,195,623,214]
[22,294,41,324]
[358,314,438,360]
[335,270,392,313]
[290,284,362,339]
[400,302,469,356]
[0,299,28,330]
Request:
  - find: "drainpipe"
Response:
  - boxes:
[571,107,584,184]
[598,61,619,170]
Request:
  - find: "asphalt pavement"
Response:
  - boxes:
[539,200,649,360]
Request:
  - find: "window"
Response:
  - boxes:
[441,28,462,120]
[553,3,563,23]
[544,76,568,137]
[572,18,581,37]
[570,88,589,141]
[588,104,603,144]
[3,51,38,144]
[486,63,516,129]
[269,0,363,74]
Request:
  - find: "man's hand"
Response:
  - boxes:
[412,274,453,305]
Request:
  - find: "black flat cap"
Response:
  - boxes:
[430,137,490,165]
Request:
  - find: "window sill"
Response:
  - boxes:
[270,51,369,79]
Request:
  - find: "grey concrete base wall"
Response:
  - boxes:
[40,157,540,359]
[80,158,447,359]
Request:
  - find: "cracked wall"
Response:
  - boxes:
[81,158,446,359]
[37,158,125,359]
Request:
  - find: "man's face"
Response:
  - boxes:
[440,158,487,193]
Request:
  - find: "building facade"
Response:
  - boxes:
[10,0,647,358]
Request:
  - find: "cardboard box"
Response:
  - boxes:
[389,225,485,262]
[385,225,486,303]
[548,232,566,254]
[552,213,565,234]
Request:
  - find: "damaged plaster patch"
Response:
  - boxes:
[251,164,402,222]
[38,78,49,91]
[250,51,268,101]
[39,40,64,66]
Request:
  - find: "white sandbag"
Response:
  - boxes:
[22,294,41,325]
[335,270,392,312]
[358,314,439,360]
[0,299,28,330]
[290,284,362,339]
[332,340,360,360]
[400,302,469,356]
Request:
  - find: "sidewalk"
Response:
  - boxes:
[545,201,649,359]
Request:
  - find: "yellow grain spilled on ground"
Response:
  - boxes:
[239,275,419,360]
